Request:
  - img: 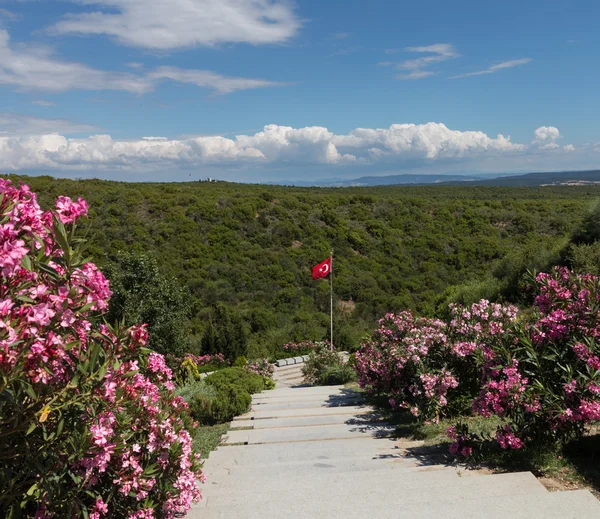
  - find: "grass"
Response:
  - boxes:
[357,390,600,497]
[192,423,229,459]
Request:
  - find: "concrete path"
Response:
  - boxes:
[186,363,600,518]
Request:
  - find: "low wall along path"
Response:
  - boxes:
[186,360,600,518]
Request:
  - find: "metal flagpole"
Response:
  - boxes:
[330,249,333,351]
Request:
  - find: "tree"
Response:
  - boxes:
[201,304,248,361]
[103,251,193,356]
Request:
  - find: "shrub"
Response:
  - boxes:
[233,355,248,367]
[0,180,203,518]
[318,364,357,385]
[189,385,251,425]
[176,379,217,404]
[246,358,275,379]
[354,301,518,421]
[453,268,600,454]
[302,345,353,386]
[205,367,265,395]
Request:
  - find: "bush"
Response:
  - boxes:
[318,364,357,385]
[233,355,248,367]
[186,367,268,425]
[189,385,251,425]
[176,379,217,404]
[354,302,518,420]
[302,345,354,386]
[205,367,265,395]
[0,180,203,518]
[356,266,600,458]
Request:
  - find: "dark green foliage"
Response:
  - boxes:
[302,347,355,386]
[189,385,251,425]
[201,305,248,361]
[318,364,357,385]
[9,174,600,356]
[187,368,266,424]
[571,200,600,245]
[103,251,192,356]
[205,367,265,395]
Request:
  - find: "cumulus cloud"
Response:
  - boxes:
[449,58,532,79]
[534,126,561,143]
[49,0,301,50]
[0,30,284,95]
[0,121,546,172]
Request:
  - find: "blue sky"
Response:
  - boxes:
[1,0,599,183]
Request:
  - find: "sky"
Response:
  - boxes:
[1,0,599,183]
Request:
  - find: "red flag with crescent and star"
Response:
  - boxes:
[312,257,332,280]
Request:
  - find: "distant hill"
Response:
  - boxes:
[442,170,600,187]
[312,173,488,187]
[282,170,600,187]
[310,170,600,188]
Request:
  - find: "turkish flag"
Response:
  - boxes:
[312,257,332,280]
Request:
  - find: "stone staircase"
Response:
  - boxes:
[185,365,600,518]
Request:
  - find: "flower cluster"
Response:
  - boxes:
[282,340,331,354]
[355,274,600,455]
[0,180,203,517]
[246,358,275,378]
[354,302,518,421]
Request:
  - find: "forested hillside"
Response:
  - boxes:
[8,174,600,356]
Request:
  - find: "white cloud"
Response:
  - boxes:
[386,43,459,80]
[0,113,98,135]
[398,44,460,70]
[534,126,561,143]
[396,70,434,80]
[0,121,549,172]
[564,144,575,152]
[449,58,532,79]
[0,30,284,95]
[0,29,152,93]
[148,67,287,95]
[32,100,56,107]
[49,0,301,50]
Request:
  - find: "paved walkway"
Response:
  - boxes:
[186,363,600,518]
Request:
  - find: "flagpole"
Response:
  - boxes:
[330,249,334,351]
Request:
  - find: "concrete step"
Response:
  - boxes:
[205,454,449,480]
[206,437,406,466]
[200,472,547,509]
[203,463,478,494]
[254,385,346,396]
[232,411,373,429]
[250,394,363,406]
[189,488,600,519]
[222,420,396,445]
[249,396,362,412]
[235,404,369,421]
[274,362,306,373]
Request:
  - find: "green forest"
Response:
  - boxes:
[8,174,600,358]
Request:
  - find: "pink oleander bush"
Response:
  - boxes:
[356,266,600,456]
[452,268,600,455]
[355,301,518,421]
[0,180,203,518]
[246,358,275,379]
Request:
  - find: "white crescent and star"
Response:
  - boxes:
[320,264,330,274]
